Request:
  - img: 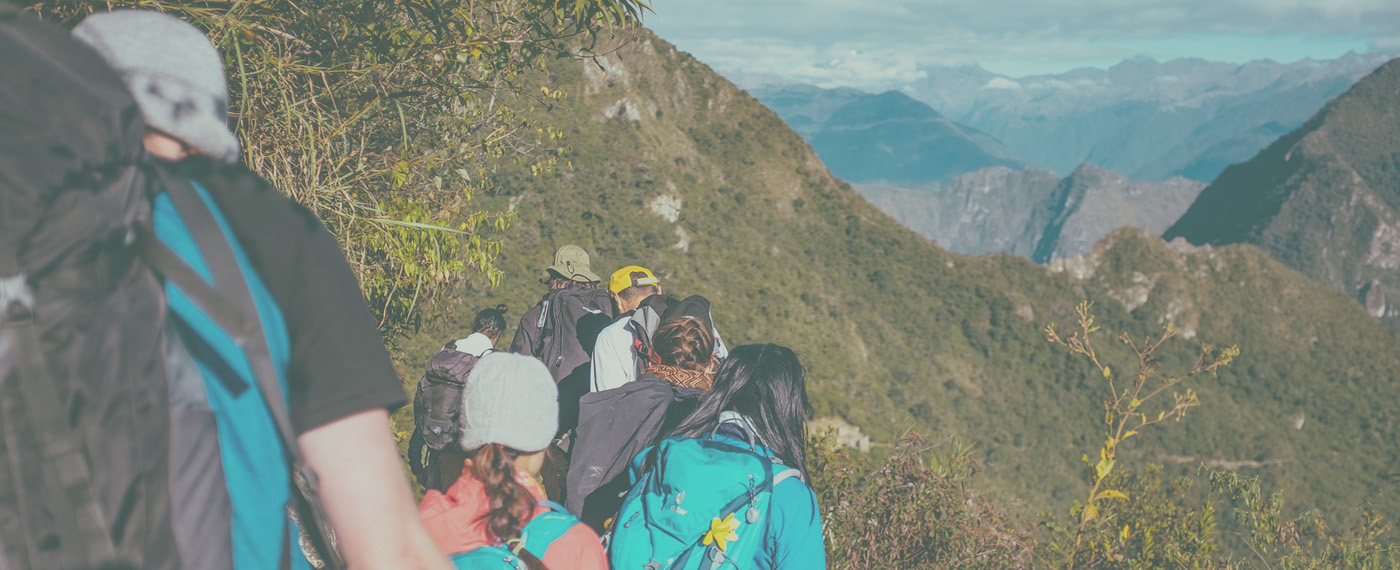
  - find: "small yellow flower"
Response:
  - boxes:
[702,513,741,551]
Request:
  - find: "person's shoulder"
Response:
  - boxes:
[192,161,325,234]
[599,317,632,337]
[770,472,819,523]
[416,489,451,518]
[541,520,607,569]
[773,472,815,496]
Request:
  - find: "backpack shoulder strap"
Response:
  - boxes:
[774,468,804,485]
[138,172,340,569]
[143,171,302,459]
[536,297,551,330]
[518,501,583,559]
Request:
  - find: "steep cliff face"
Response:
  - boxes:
[1167,58,1400,325]
[1027,164,1206,263]
[397,32,1400,519]
[857,166,1061,256]
[856,164,1203,262]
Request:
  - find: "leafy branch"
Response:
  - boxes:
[1044,301,1238,569]
[32,0,650,333]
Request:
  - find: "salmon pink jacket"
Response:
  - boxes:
[419,463,607,569]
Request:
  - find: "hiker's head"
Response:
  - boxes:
[471,304,509,342]
[541,245,600,288]
[609,266,661,313]
[73,10,240,164]
[458,352,556,555]
[460,353,557,459]
[672,343,811,471]
[652,317,714,372]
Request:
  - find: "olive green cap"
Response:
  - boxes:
[544,245,601,283]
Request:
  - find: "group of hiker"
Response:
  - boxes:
[410,248,826,569]
[0,5,824,570]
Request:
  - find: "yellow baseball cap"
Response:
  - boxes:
[609,265,659,294]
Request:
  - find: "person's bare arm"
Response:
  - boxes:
[298,408,452,570]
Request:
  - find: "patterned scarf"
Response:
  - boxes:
[646,364,713,392]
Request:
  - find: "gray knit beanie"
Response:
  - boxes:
[459,353,558,453]
[73,10,240,164]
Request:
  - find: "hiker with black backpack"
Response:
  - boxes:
[589,265,664,392]
[419,353,607,570]
[509,245,612,423]
[565,316,717,530]
[410,305,508,492]
[608,344,827,570]
[0,10,448,570]
[510,244,606,359]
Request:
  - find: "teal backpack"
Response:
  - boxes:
[451,501,580,569]
[607,424,802,570]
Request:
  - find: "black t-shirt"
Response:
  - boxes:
[193,163,406,433]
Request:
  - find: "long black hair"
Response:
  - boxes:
[668,343,812,471]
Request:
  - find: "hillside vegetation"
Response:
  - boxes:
[396,31,1400,522]
[1167,58,1400,328]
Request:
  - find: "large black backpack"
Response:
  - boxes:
[410,344,493,491]
[535,288,614,382]
[0,10,337,570]
[0,9,170,569]
[413,344,493,451]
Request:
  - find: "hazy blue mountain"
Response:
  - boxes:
[904,53,1392,182]
[751,87,1029,183]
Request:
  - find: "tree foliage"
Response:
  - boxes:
[33,0,648,332]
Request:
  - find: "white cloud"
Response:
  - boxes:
[982,77,1023,90]
[1374,36,1400,51]
[645,0,1400,87]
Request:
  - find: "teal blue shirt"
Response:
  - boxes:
[154,181,311,570]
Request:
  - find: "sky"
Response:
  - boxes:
[644,0,1400,91]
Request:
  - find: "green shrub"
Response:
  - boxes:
[810,432,1033,569]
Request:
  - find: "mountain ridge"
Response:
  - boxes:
[747,53,1391,182]
[752,86,1029,183]
[1166,57,1400,325]
[393,31,1400,521]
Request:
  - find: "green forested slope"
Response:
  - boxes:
[1167,58,1400,327]
[394,32,1400,519]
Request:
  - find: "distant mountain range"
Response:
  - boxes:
[859,164,1205,261]
[754,86,1027,183]
[1167,58,1400,327]
[748,52,1392,183]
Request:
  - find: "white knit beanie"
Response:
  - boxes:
[459,353,558,453]
[73,10,241,164]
